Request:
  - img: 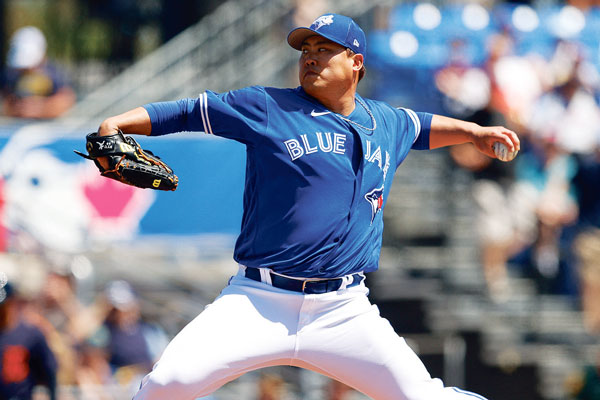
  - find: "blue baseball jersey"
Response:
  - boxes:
[144,86,432,278]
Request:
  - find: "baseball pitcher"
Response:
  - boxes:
[81,14,519,400]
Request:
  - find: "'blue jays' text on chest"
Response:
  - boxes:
[284,132,347,161]
[365,141,391,179]
[284,134,391,177]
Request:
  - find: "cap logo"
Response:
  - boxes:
[353,39,359,47]
[311,15,334,30]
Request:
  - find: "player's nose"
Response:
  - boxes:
[304,57,317,67]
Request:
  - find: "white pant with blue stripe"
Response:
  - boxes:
[134,270,488,400]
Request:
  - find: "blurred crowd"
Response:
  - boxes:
[0,263,169,400]
[382,3,600,398]
[437,27,600,316]
[432,18,600,400]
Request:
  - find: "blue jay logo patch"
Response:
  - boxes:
[311,15,334,30]
[365,185,384,224]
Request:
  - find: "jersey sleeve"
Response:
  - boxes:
[398,107,432,150]
[144,86,268,146]
[393,107,432,167]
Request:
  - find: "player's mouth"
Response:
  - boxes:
[303,69,320,79]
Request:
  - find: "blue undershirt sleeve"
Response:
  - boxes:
[143,98,199,136]
[412,112,432,150]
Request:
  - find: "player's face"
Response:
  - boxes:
[299,36,356,94]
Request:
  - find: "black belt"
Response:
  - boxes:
[244,268,364,294]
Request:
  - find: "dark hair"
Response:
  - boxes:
[358,65,366,82]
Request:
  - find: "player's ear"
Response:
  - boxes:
[351,53,364,73]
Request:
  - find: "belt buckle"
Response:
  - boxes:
[301,280,308,292]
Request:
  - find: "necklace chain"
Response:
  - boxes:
[334,97,377,132]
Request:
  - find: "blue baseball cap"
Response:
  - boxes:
[287,14,366,63]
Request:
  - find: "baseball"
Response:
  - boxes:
[493,142,518,162]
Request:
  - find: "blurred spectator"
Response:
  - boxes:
[442,38,533,300]
[36,267,94,342]
[1,26,75,119]
[435,38,491,119]
[74,336,114,400]
[450,128,528,300]
[25,267,96,387]
[91,280,167,387]
[0,275,58,400]
[508,135,579,295]
[484,31,545,131]
[528,41,600,156]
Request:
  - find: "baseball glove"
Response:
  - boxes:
[75,130,178,191]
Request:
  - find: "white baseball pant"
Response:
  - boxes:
[134,268,488,400]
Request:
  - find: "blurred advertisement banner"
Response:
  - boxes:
[0,120,245,253]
